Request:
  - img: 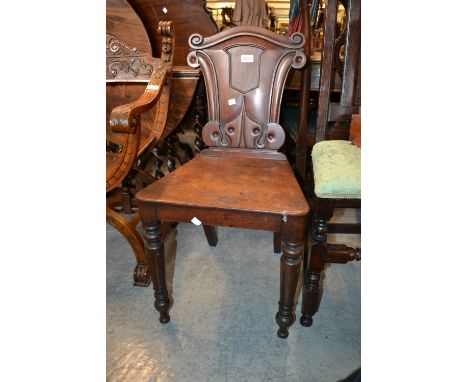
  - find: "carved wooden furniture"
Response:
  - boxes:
[300,0,361,328]
[130,27,309,338]
[128,0,218,136]
[106,20,174,286]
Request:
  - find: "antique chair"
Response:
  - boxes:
[131,27,309,338]
[300,0,361,327]
[106,21,174,285]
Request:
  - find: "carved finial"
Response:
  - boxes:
[158,21,174,65]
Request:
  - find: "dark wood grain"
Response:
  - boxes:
[300,0,361,329]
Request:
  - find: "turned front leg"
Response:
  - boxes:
[142,220,170,323]
[276,238,303,339]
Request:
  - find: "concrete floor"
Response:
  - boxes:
[107,210,360,381]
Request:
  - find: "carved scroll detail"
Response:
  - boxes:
[159,21,174,68]
[201,96,284,149]
[107,35,140,55]
[188,28,305,50]
[107,57,153,79]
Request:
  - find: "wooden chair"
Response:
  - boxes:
[106,21,174,285]
[130,27,309,338]
[300,0,361,327]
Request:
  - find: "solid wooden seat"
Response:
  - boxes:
[137,149,309,218]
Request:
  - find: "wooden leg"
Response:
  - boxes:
[142,218,171,324]
[276,237,303,339]
[202,225,218,247]
[300,207,329,327]
[273,232,281,253]
[106,208,151,287]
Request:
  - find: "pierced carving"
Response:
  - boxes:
[202,96,285,149]
[188,27,305,151]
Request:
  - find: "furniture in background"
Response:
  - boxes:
[107,0,218,285]
[300,0,361,328]
[130,27,309,338]
[281,0,360,186]
[106,20,175,286]
[127,0,219,157]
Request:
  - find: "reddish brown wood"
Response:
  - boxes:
[128,0,218,66]
[349,111,361,148]
[295,0,312,181]
[106,208,150,286]
[135,28,309,338]
[106,19,175,286]
[107,0,152,55]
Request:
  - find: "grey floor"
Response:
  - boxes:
[107,209,360,382]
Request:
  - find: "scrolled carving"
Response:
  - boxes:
[106,57,153,79]
[187,51,199,68]
[202,121,225,147]
[290,32,305,45]
[107,35,140,55]
[264,123,285,150]
[188,33,204,47]
[291,50,307,69]
[188,27,305,50]
[158,21,175,67]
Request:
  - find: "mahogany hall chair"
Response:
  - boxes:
[132,27,309,338]
[300,0,361,328]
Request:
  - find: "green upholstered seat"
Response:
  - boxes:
[312,140,361,199]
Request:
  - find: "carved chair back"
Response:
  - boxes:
[187,27,306,150]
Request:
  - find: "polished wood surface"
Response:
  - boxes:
[134,27,309,338]
[124,1,218,138]
[137,149,309,216]
[128,0,218,66]
[106,26,173,192]
[106,0,152,54]
[187,27,306,150]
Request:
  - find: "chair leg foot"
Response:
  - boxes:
[277,325,289,339]
[300,315,313,327]
[159,312,170,324]
[142,219,172,325]
[276,238,302,339]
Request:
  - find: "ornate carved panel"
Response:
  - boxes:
[188,27,306,150]
[106,34,161,82]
